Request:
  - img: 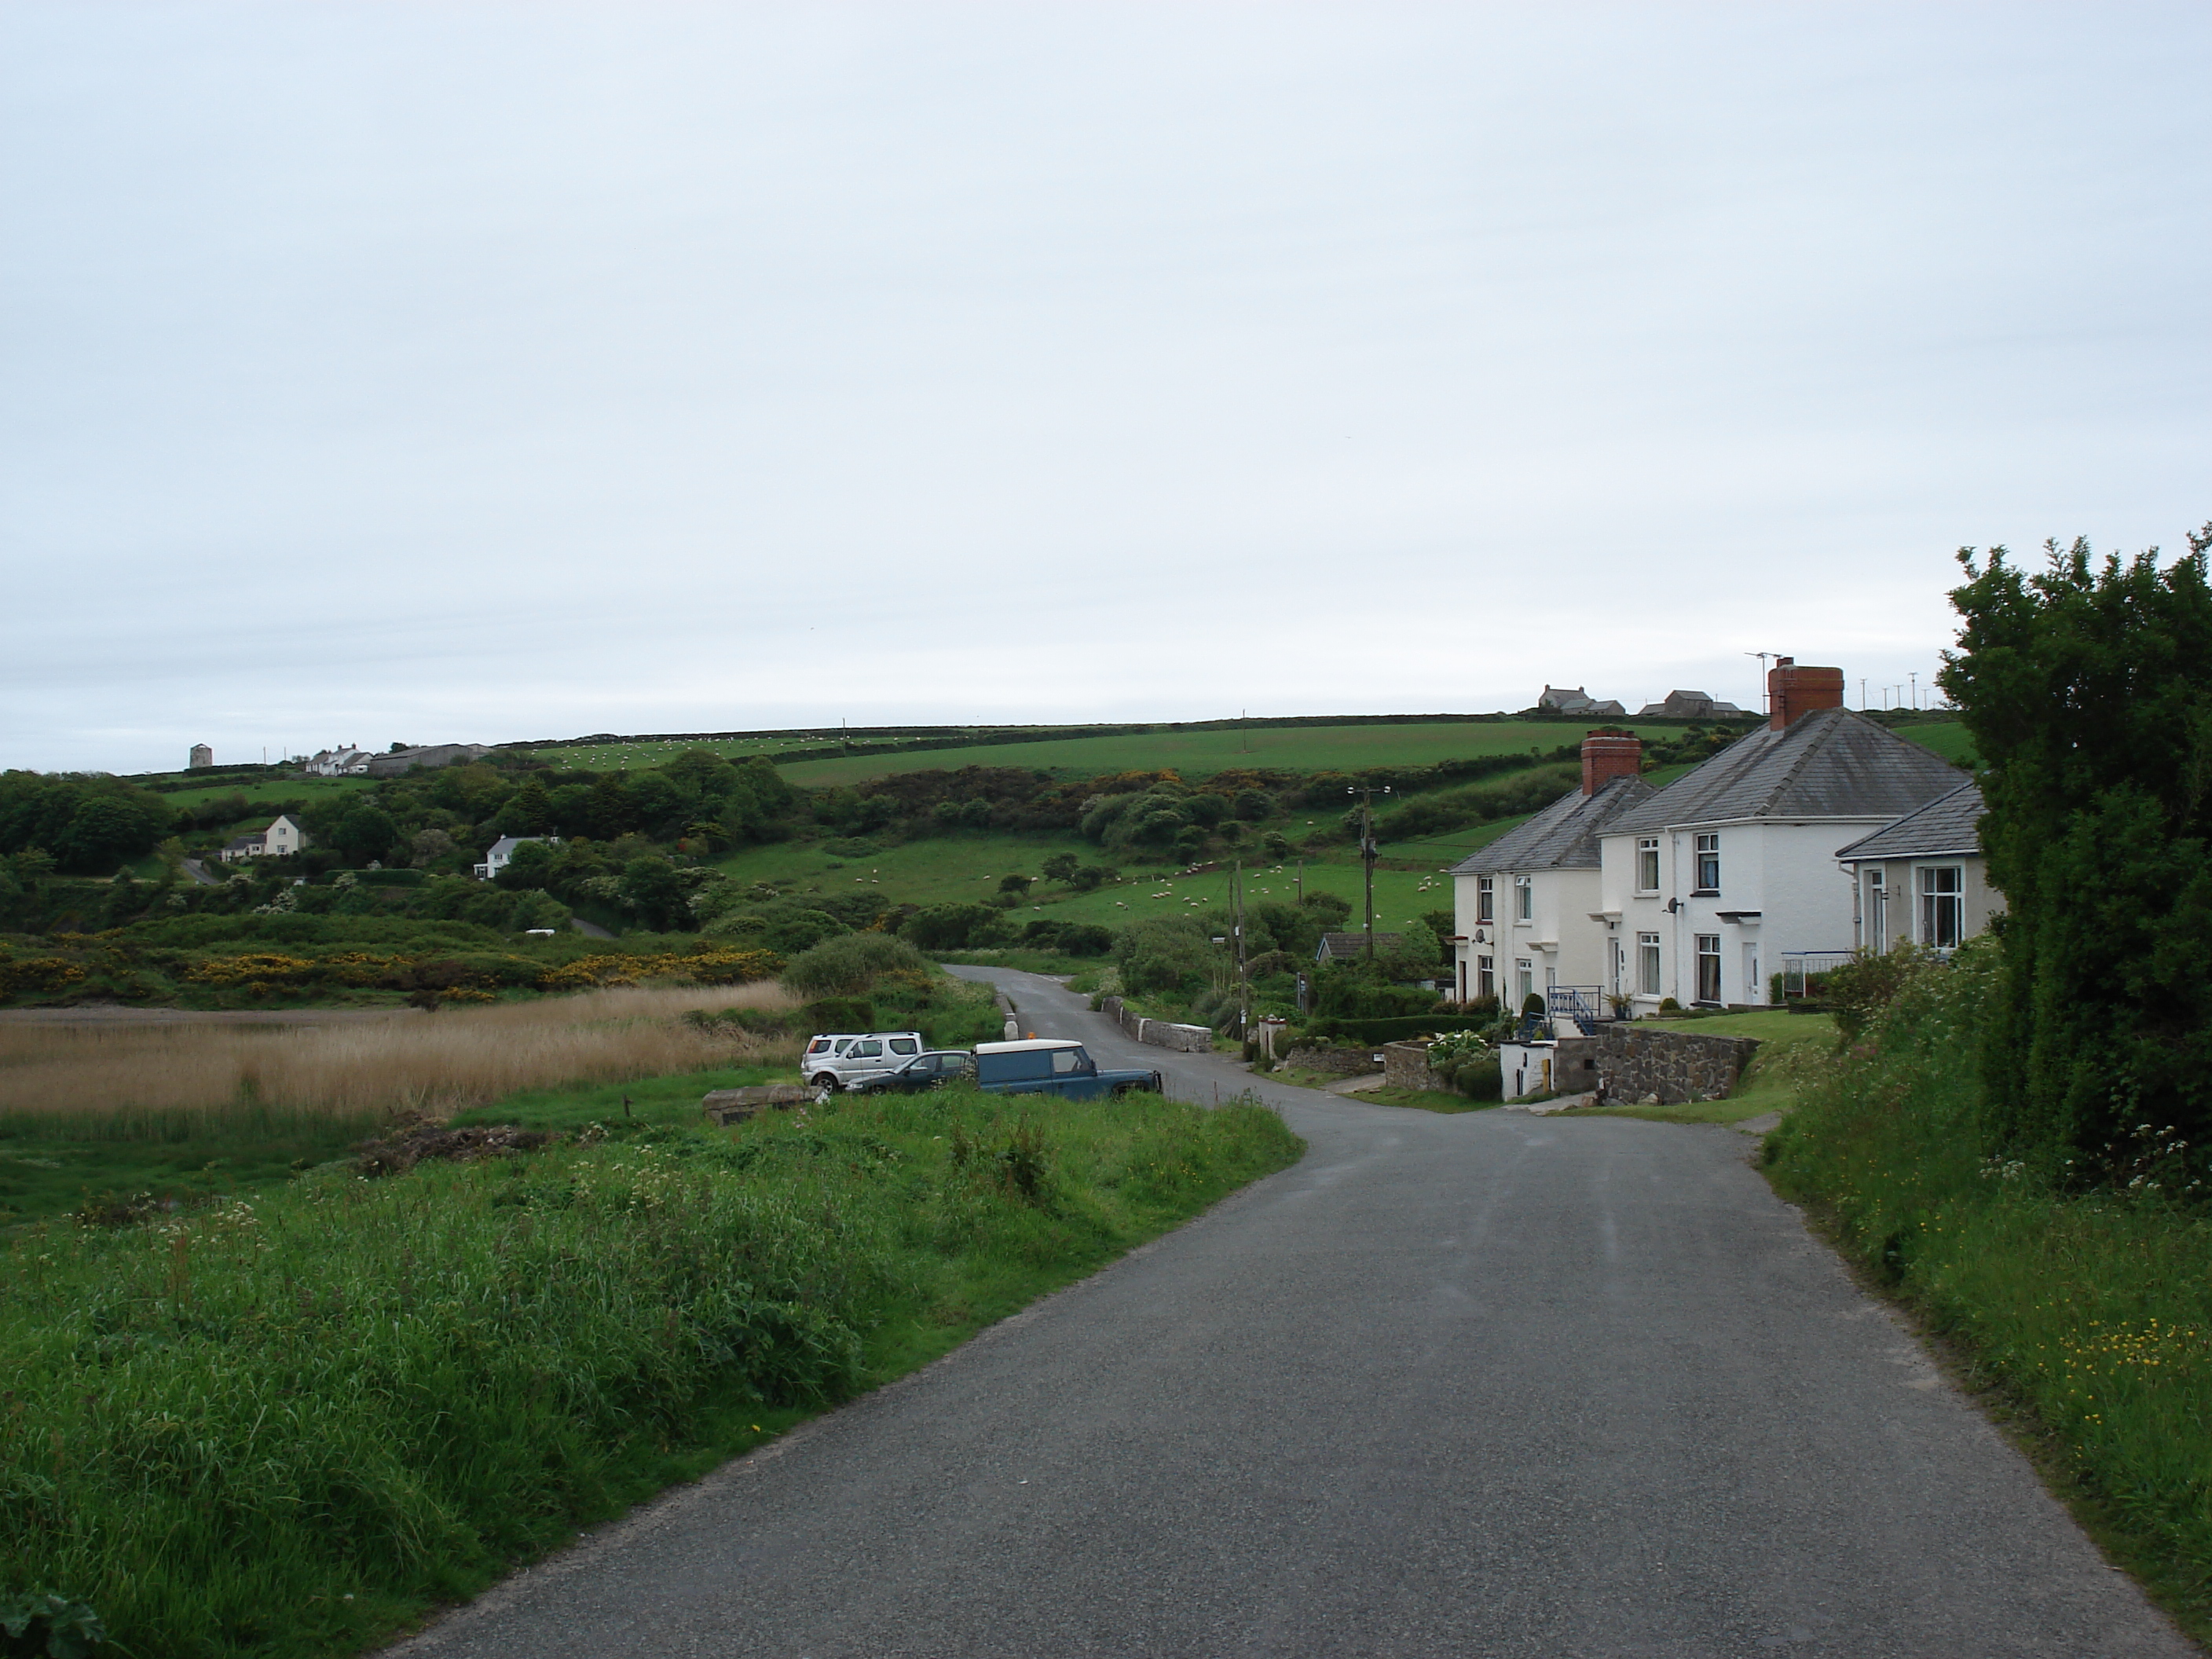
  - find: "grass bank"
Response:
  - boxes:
[1763,947,2212,1638]
[1589,1009,1837,1126]
[1,1082,1302,1657]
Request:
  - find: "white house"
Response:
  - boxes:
[1833,781,2001,954]
[219,815,308,862]
[475,835,558,881]
[1451,732,1654,1012]
[305,747,374,777]
[1596,661,1966,1011]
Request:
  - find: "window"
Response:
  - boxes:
[1694,934,1722,1004]
[1920,866,1964,950]
[1051,1047,1091,1075]
[1477,955,1494,999]
[1476,876,1494,924]
[1637,932,1661,996]
[1865,866,1888,947]
[1514,875,1533,921]
[1516,960,1535,1005]
[1636,837,1660,892]
[1693,833,1720,894]
[889,1037,918,1056]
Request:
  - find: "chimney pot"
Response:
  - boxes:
[1769,661,1846,730]
[1580,730,1643,794]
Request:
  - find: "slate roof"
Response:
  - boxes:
[1833,782,1986,862]
[1448,774,1654,876]
[1317,932,1404,960]
[1606,707,1966,834]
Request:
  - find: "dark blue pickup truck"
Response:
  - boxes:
[972,1039,1163,1101]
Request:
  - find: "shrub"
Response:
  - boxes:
[900,902,1001,951]
[781,933,935,998]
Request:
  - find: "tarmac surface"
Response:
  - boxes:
[386,967,2195,1658]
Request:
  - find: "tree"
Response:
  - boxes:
[998,873,1034,898]
[1942,529,2212,1170]
[617,855,687,931]
[1042,852,1081,884]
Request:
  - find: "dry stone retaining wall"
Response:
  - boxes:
[1284,1045,1382,1077]
[1097,996,1215,1054]
[1381,1041,1446,1092]
[1594,1025,1760,1104]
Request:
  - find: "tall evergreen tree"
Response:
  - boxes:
[1942,526,2212,1168]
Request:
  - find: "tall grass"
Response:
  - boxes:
[1765,944,2212,1633]
[0,1086,1302,1657]
[0,986,799,1136]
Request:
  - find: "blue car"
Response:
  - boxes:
[972,1039,1163,1101]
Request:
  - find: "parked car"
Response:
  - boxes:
[853,1049,976,1094]
[802,1033,866,1077]
[808,1031,925,1092]
[971,1038,1163,1101]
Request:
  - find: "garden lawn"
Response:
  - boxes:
[2,1081,1302,1659]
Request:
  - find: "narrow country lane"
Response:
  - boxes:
[386,968,2192,1658]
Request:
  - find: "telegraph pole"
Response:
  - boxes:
[1348,784,1387,960]
[1745,651,1774,716]
[1233,860,1250,1039]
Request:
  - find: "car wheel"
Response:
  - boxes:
[812,1073,840,1093]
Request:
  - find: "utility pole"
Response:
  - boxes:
[1348,784,1388,960]
[1233,860,1250,1040]
[1859,677,1868,712]
[1295,859,1303,903]
[1909,671,1918,710]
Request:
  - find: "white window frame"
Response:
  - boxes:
[1919,864,1964,950]
[1476,876,1494,925]
[1637,932,1661,996]
[1694,933,1722,1003]
[1514,875,1533,921]
[1693,833,1720,895]
[1866,866,1888,948]
[1635,837,1660,893]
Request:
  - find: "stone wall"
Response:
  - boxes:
[1097,996,1216,1054]
[1381,1040,1445,1092]
[1594,1024,1760,1104]
[1284,1044,1382,1077]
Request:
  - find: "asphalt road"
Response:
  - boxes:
[388,968,2192,1658]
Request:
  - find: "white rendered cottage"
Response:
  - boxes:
[1833,781,2001,954]
[1597,661,1965,1011]
[218,814,308,862]
[475,834,558,881]
[1450,733,1654,1013]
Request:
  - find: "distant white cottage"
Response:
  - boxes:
[475,835,558,881]
[220,815,309,862]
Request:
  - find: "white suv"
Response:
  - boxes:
[808,1031,925,1092]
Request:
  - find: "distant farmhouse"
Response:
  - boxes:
[301,742,491,779]
[220,814,308,862]
[1536,686,1628,717]
[1635,690,1750,719]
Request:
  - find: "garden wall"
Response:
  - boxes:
[1097,996,1215,1054]
[1284,1044,1381,1077]
[1595,1024,1759,1104]
[1382,1040,1445,1092]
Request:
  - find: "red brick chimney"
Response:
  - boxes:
[1768,657,1846,730]
[1580,729,1643,795]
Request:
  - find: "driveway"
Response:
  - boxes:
[388,967,2191,1657]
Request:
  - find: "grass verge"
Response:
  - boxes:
[1,1082,1302,1657]
[1588,1009,1837,1126]
[1761,947,2212,1642]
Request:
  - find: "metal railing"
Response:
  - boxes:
[1779,950,1855,999]
[1545,986,1612,1035]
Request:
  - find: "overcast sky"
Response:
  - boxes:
[4,3,2207,775]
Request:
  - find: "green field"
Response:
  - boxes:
[1887,720,1974,764]
[771,720,1675,787]
[147,775,381,812]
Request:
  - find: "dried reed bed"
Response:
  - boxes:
[0,984,800,1127]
